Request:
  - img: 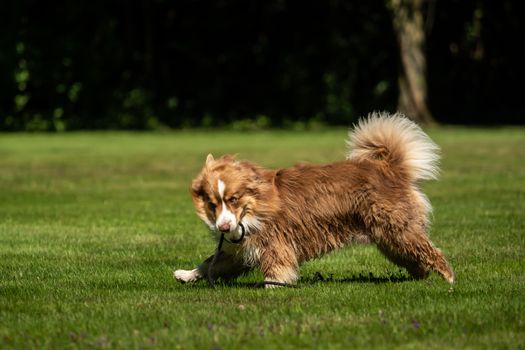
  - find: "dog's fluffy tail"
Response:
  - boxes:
[346,111,440,182]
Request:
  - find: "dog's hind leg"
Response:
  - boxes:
[376,243,430,280]
[174,252,250,284]
[373,224,455,283]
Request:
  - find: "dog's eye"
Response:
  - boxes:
[228,196,239,205]
[207,200,216,210]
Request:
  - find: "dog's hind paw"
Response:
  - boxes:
[174,269,201,283]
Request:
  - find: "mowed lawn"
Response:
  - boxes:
[0,127,524,349]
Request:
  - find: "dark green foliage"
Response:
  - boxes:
[0,0,524,130]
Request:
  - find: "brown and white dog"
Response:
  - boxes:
[174,112,454,286]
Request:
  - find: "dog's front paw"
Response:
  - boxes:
[174,269,201,283]
[264,282,281,289]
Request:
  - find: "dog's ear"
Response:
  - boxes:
[190,179,201,197]
[190,173,207,199]
[206,153,215,165]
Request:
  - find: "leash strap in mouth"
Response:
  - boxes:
[226,223,245,244]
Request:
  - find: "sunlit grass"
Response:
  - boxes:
[0,128,524,349]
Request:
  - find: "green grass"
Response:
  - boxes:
[1,128,524,349]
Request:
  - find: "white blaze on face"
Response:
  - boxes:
[218,178,226,199]
[216,179,237,232]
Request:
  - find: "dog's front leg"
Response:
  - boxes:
[259,247,299,288]
[174,251,248,284]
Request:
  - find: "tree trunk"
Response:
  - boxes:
[390,0,436,125]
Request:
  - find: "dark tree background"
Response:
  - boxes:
[0,0,523,131]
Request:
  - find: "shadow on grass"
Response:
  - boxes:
[208,271,414,289]
[306,271,414,284]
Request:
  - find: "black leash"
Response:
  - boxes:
[207,223,297,289]
[253,281,299,288]
[207,232,225,288]
[207,223,245,288]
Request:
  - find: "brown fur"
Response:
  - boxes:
[175,112,455,287]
